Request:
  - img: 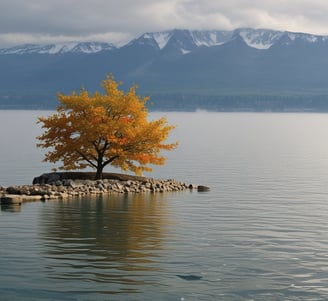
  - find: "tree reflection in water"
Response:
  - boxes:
[39,193,172,294]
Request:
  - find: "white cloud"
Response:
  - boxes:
[175,0,328,34]
[1,0,328,47]
[0,32,132,47]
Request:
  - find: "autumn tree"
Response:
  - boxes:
[37,76,177,179]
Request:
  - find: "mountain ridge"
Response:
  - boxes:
[1,28,327,55]
[2,27,328,111]
[0,41,116,55]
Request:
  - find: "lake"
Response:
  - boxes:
[2,110,328,300]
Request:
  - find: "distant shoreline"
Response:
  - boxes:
[2,92,328,113]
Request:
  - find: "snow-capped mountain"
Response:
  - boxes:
[136,29,228,50]
[1,28,327,55]
[125,28,328,54]
[2,27,328,111]
[0,42,116,55]
[129,29,233,53]
[233,28,283,49]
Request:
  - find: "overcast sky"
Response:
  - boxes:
[2,0,328,47]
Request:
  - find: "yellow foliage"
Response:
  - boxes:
[37,75,178,179]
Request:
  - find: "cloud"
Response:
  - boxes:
[0,32,132,48]
[175,0,328,33]
[1,0,328,47]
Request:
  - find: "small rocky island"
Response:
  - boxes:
[0,172,210,205]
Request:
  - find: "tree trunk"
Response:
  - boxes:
[95,165,103,180]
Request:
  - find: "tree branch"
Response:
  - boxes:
[103,155,119,168]
[76,150,97,168]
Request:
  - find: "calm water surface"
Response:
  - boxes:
[1,111,328,300]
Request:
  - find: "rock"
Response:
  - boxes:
[1,195,22,205]
[2,172,206,204]
[58,192,69,199]
[6,186,22,195]
[197,185,210,192]
[176,274,203,281]
[63,179,75,187]
[32,172,148,184]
